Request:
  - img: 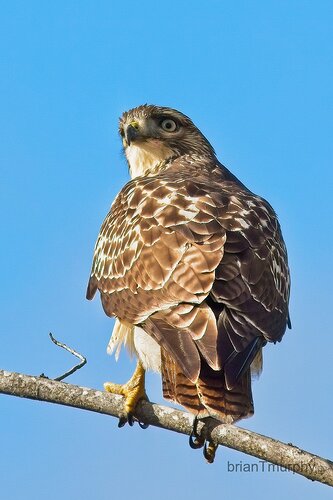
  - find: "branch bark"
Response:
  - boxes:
[1,369,332,487]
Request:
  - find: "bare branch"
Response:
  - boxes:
[47,333,87,381]
[0,369,332,487]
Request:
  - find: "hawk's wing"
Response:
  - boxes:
[209,185,290,388]
[87,157,290,385]
[87,162,226,381]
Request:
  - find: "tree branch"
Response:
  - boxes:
[1,369,332,486]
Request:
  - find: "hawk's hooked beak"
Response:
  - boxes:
[125,121,140,145]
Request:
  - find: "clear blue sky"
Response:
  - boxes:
[1,1,332,498]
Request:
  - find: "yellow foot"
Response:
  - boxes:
[104,360,148,427]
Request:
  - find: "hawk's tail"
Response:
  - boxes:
[161,350,254,424]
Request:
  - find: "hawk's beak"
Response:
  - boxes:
[125,122,140,145]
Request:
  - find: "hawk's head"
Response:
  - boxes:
[119,104,215,178]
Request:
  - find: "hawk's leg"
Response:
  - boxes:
[104,360,148,427]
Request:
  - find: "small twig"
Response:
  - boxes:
[48,333,87,381]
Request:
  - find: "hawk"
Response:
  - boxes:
[87,105,291,462]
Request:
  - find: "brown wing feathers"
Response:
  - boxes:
[87,158,290,423]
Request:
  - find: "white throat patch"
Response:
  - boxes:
[125,140,173,179]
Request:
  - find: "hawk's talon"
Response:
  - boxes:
[189,432,205,449]
[118,415,149,429]
[138,421,149,429]
[203,441,218,464]
[127,413,135,427]
[189,415,217,462]
[118,417,127,428]
[189,415,205,449]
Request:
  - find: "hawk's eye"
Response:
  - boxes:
[160,119,178,132]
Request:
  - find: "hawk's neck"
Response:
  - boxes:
[125,142,174,179]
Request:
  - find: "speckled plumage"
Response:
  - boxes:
[87,105,291,424]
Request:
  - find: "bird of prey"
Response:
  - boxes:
[86,104,291,462]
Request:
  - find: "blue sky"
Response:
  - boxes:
[1,1,332,498]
